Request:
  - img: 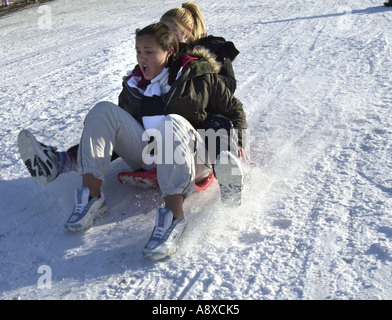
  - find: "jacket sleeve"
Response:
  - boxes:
[117,81,143,125]
[207,74,248,147]
[215,42,239,93]
[196,36,239,93]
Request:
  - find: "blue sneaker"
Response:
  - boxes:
[142,208,187,260]
[64,187,108,232]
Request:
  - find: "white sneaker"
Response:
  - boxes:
[64,187,108,232]
[142,208,187,260]
[214,150,244,207]
[17,130,58,185]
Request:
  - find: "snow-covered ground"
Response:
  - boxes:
[1,0,392,300]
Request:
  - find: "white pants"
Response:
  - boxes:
[77,101,212,198]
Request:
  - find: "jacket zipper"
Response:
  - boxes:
[125,82,142,100]
[164,87,177,112]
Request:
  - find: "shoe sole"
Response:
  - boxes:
[142,243,179,260]
[214,151,244,207]
[64,205,108,232]
[142,222,188,260]
[17,130,56,185]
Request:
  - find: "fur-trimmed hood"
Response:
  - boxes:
[169,45,222,84]
[187,45,221,74]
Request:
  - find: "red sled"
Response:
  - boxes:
[117,168,215,191]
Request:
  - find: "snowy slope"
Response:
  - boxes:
[1,0,392,300]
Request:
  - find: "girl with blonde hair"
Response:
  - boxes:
[161,1,207,43]
[161,2,239,93]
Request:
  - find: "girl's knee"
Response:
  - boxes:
[84,101,119,125]
[156,114,188,133]
[89,101,116,116]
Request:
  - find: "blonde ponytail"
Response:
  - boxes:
[181,2,207,40]
[161,1,207,43]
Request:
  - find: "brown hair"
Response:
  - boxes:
[135,22,179,66]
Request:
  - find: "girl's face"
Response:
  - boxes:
[136,35,172,80]
[165,21,189,43]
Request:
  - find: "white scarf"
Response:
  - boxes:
[143,67,170,97]
[126,67,170,97]
[127,68,170,135]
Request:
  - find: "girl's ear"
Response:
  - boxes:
[167,47,175,59]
